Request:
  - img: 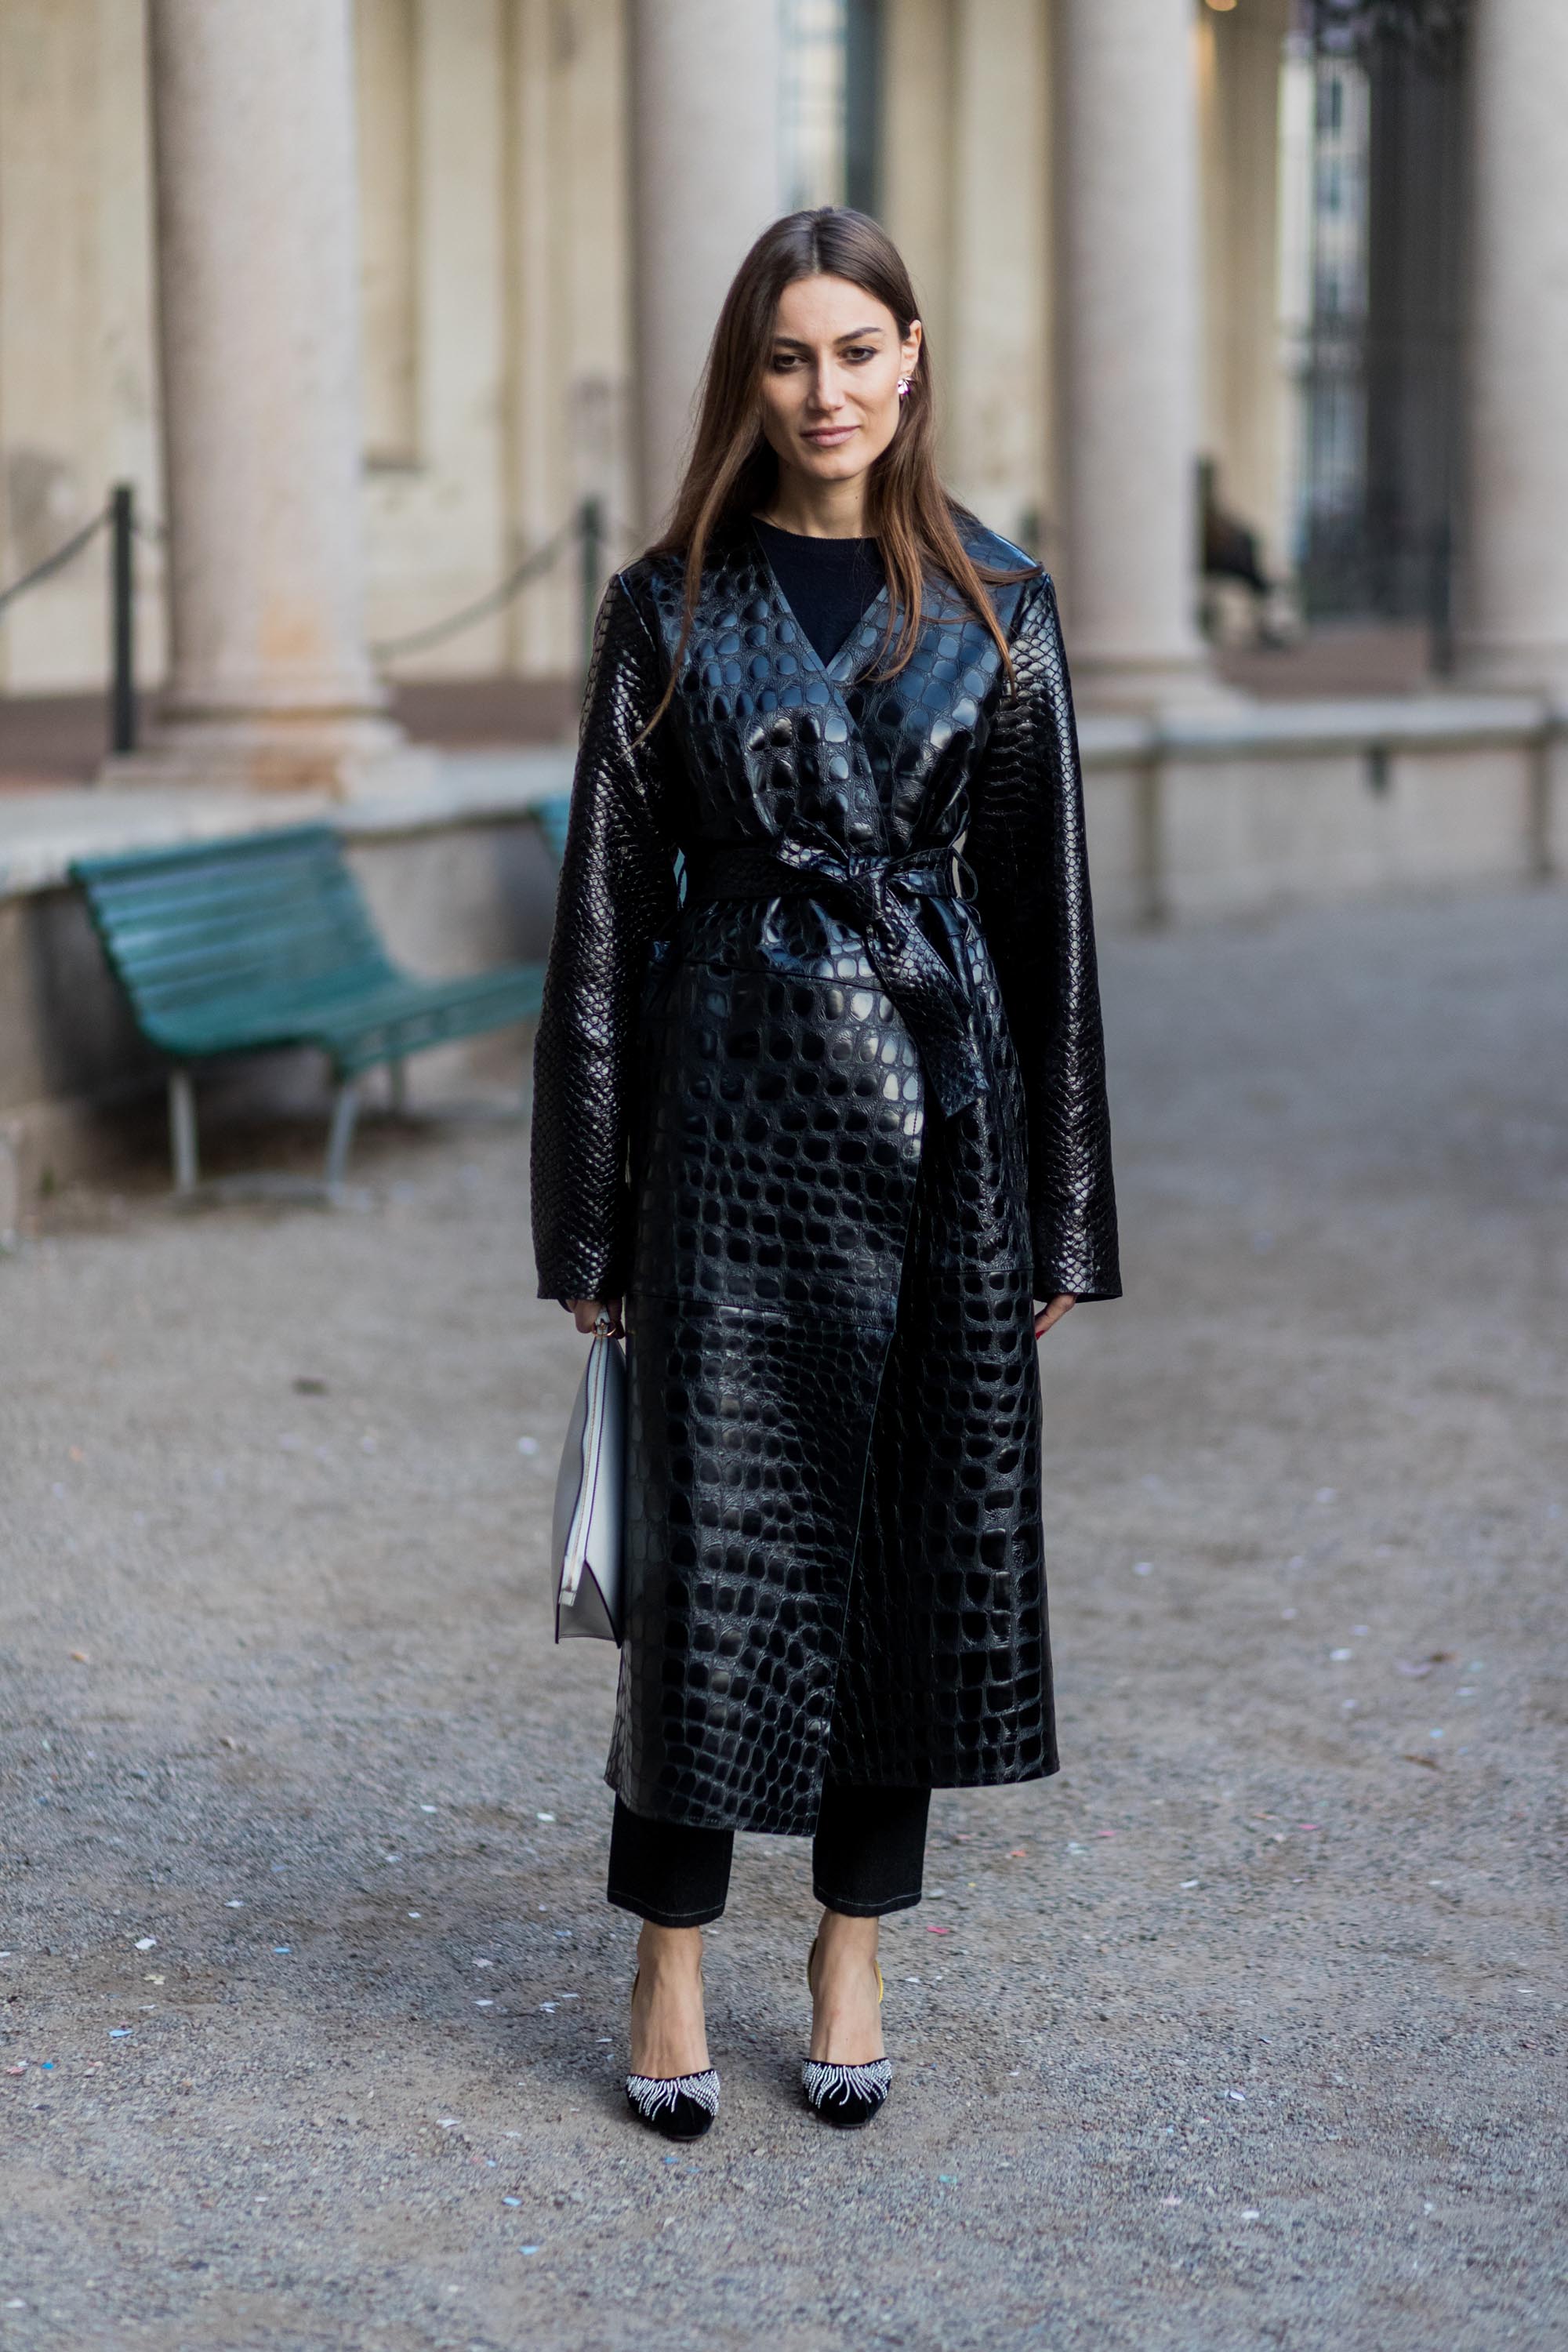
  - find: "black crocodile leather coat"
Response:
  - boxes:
[530,516,1120,1835]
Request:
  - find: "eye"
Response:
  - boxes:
[842,346,877,364]
[769,350,801,372]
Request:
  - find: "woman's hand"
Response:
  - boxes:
[1033,1294,1076,1340]
[568,1296,625,1338]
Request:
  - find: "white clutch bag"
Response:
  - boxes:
[550,1309,626,1644]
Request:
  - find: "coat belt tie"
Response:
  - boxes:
[681,837,988,1118]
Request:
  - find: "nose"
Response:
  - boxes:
[808,358,848,412]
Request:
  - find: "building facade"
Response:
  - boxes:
[5,0,1558,713]
[1,0,1565,1212]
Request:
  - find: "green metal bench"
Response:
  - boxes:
[71,802,572,1199]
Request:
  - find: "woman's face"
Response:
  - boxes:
[757,274,921,490]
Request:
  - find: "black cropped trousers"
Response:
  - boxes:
[607,1781,931,1929]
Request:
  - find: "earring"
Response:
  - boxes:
[897,376,912,400]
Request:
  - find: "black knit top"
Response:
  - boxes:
[753,518,887,667]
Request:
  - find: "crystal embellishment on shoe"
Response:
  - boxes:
[625,2067,720,2140]
[800,2056,892,2129]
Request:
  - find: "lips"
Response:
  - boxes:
[803,425,855,447]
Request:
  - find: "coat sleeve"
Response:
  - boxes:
[529,573,683,1305]
[964,570,1123,1305]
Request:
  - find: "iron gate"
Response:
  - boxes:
[1290,0,1469,648]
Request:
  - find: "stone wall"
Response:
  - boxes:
[1078,699,1556,927]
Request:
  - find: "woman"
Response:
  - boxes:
[530,208,1120,2140]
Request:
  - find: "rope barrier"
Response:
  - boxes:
[0,492,638,654]
[0,486,143,756]
[369,502,642,665]
[0,504,111,619]
[369,512,583,662]
[0,483,641,765]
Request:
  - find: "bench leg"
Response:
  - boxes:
[325,1077,362,1197]
[169,1069,198,1195]
[387,1058,407,1114]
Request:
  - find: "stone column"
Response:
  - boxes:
[1053,0,1217,707]
[1457,0,1568,695]
[946,0,1051,550]
[629,0,785,531]
[122,0,411,794]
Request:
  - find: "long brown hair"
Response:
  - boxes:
[640,207,1031,736]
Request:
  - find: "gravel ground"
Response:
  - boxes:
[3,883,1566,2352]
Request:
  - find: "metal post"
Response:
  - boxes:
[110,483,136,756]
[324,1077,363,1197]
[1428,515,1455,678]
[579,494,605,699]
[169,1069,198,1194]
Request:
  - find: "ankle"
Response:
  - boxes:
[636,1922,704,1982]
[811,1910,880,1986]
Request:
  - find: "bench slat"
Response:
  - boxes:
[71,817,555,1085]
[113,926,392,994]
[74,829,392,1019]
[147,965,544,1063]
[82,878,376,944]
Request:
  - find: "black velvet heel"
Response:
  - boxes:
[802,1934,891,2129]
[624,2067,720,2139]
[625,1969,719,2140]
